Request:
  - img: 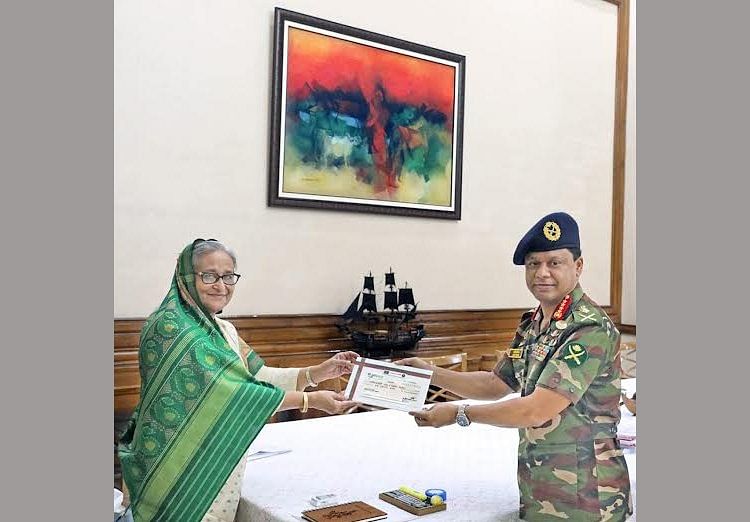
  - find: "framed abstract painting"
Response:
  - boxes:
[268,8,465,220]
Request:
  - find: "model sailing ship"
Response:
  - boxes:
[336,269,426,357]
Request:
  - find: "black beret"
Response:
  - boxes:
[513,212,580,265]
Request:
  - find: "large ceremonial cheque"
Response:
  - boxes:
[344,358,432,412]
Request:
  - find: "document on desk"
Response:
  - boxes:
[344,357,433,412]
[246,449,292,462]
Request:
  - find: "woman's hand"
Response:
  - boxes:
[309,351,359,384]
[409,403,458,428]
[393,357,432,371]
[309,390,358,415]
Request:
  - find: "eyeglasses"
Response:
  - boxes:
[195,272,241,285]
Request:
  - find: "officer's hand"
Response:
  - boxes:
[394,357,432,371]
[409,403,458,428]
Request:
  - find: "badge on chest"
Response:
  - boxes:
[530,344,551,362]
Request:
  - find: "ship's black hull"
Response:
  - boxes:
[348,326,425,358]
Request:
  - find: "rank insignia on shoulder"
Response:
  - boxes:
[575,304,597,323]
[508,347,524,359]
[562,344,588,367]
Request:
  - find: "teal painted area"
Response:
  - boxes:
[284,89,453,185]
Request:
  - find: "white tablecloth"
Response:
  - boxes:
[238,391,636,522]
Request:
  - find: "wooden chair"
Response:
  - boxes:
[423,352,468,372]
[422,352,468,403]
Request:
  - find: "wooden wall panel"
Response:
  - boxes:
[114,304,619,417]
[618,323,636,335]
[115,309,517,415]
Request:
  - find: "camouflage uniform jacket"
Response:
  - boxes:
[493,284,632,521]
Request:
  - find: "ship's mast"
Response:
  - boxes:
[384,268,399,341]
[384,267,398,312]
[360,271,377,314]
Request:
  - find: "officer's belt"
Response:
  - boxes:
[589,422,618,440]
[526,422,618,443]
[579,422,618,441]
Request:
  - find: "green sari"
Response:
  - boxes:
[118,240,284,522]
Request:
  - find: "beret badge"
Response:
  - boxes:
[543,221,561,241]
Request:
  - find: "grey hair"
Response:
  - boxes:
[192,239,238,269]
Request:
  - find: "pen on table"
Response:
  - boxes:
[399,486,428,501]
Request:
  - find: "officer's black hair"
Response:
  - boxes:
[567,247,582,260]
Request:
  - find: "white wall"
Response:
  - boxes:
[115,0,620,318]
[621,0,636,325]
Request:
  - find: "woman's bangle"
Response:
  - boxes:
[305,367,318,388]
[301,392,309,413]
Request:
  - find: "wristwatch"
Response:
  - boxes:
[455,404,471,427]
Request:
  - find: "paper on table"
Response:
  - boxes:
[344,357,432,412]
[247,449,292,461]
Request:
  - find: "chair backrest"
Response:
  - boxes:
[423,352,468,403]
[422,352,468,372]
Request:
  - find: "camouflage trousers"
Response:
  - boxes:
[518,438,632,521]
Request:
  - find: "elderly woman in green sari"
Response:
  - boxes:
[119,239,359,522]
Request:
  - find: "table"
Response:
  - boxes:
[238,392,636,521]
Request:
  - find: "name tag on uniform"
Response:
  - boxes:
[508,347,524,359]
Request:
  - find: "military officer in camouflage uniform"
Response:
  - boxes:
[402,212,632,521]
